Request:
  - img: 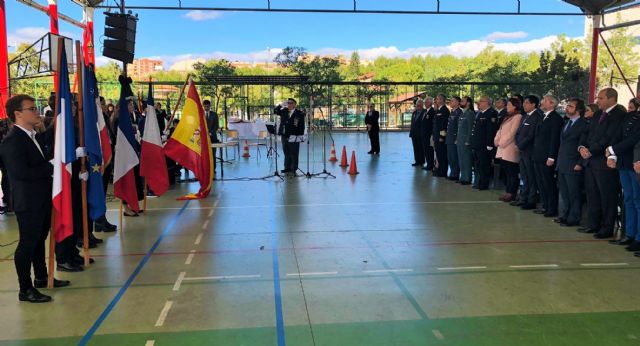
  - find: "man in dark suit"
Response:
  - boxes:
[556,98,589,226]
[282,98,305,174]
[495,98,508,129]
[422,97,436,171]
[470,96,498,190]
[578,88,625,238]
[433,94,450,177]
[0,95,70,303]
[275,100,290,169]
[203,100,219,173]
[409,99,425,167]
[532,94,564,217]
[364,102,380,154]
[514,95,542,209]
[446,97,462,180]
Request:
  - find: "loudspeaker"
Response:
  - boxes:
[562,0,634,14]
[102,13,137,64]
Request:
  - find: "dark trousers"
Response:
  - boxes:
[423,139,434,169]
[534,162,558,214]
[447,144,459,178]
[284,141,300,172]
[1,166,11,209]
[457,144,472,183]
[519,151,537,205]
[368,130,380,153]
[434,141,448,176]
[585,167,620,234]
[411,137,424,165]
[281,135,289,166]
[472,147,491,189]
[15,208,51,291]
[558,172,584,224]
[502,160,520,196]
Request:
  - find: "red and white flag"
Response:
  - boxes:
[140,83,169,196]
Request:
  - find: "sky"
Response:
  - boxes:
[5,0,591,69]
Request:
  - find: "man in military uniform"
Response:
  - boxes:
[470,96,498,190]
[422,97,436,171]
[282,98,305,174]
[409,99,426,167]
[446,96,462,180]
[457,96,475,185]
[433,94,450,177]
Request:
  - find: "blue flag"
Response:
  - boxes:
[82,65,106,220]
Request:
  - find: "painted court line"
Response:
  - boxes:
[208,209,214,217]
[437,266,487,271]
[363,268,413,274]
[509,264,559,269]
[185,250,196,265]
[145,340,155,346]
[286,271,338,277]
[155,301,174,327]
[173,272,186,291]
[202,220,209,230]
[194,233,203,245]
[79,201,191,345]
[580,262,629,267]
[432,329,445,340]
[183,274,262,281]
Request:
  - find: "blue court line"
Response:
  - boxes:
[271,193,286,346]
[78,201,191,345]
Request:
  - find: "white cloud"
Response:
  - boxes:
[184,10,222,21]
[485,31,528,42]
[8,27,49,48]
[95,35,578,69]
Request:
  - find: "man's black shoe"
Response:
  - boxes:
[594,232,613,239]
[577,227,596,234]
[57,262,84,272]
[553,218,566,224]
[625,241,640,252]
[544,212,558,218]
[72,255,94,265]
[561,222,580,227]
[411,163,419,167]
[460,181,471,185]
[533,209,546,214]
[609,237,634,245]
[367,151,373,154]
[89,233,103,244]
[77,240,97,249]
[280,169,290,173]
[95,223,116,232]
[34,278,70,288]
[19,288,51,303]
[521,204,536,210]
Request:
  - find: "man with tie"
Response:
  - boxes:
[578,88,625,238]
[470,96,498,190]
[0,95,70,303]
[364,103,380,155]
[446,96,462,180]
[421,97,436,171]
[203,100,219,173]
[556,98,589,226]
[514,95,542,209]
[433,94,450,177]
[409,99,426,167]
[532,94,564,217]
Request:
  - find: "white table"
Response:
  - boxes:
[227,120,268,139]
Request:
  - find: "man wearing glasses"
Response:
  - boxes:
[0,95,70,303]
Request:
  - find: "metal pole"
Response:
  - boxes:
[120,0,127,76]
[48,0,59,94]
[0,0,8,118]
[588,15,601,102]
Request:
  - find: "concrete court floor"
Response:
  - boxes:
[0,131,639,346]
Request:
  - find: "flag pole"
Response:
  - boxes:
[75,40,90,267]
[143,178,148,211]
[48,36,65,289]
[119,200,123,235]
[163,74,190,134]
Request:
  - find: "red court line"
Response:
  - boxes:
[0,238,606,262]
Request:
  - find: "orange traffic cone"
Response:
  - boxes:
[339,145,348,167]
[242,140,250,158]
[329,143,338,162]
[348,151,359,175]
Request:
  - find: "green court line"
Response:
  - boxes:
[5,310,640,346]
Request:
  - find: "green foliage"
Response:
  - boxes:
[192,59,237,112]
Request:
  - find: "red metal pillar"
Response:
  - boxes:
[48,0,59,94]
[82,6,95,66]
[588,15,601,102]
[0,0,8,118]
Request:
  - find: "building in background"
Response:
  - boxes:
[127,58,164,80]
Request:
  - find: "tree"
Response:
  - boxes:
[192,59,237,113]
[346,51,362,80]
[95,61,122,82]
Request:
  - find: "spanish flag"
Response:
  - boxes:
[163,80,213,199]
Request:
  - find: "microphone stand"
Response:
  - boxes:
[262,107,284,181]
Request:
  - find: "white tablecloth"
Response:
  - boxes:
[228,120,268,138]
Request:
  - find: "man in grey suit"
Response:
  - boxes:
[457,96,475,185]
[556,98,589,226]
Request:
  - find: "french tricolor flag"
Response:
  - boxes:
[51,43,76,242]
[113,86,140,212]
